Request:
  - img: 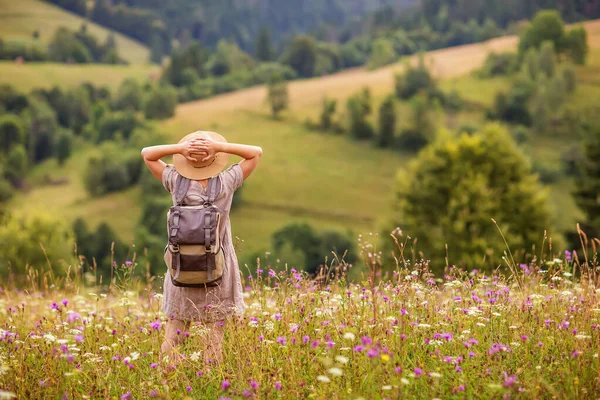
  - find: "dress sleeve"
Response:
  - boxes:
[162,164,177,193]
[220,163,244,192]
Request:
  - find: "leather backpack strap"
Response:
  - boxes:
[205,175,222,204]
[174,174,191,206]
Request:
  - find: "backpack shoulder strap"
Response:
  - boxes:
[174,174,191,206]
[205,175,222,204]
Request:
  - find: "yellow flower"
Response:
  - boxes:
[381,354,390,362]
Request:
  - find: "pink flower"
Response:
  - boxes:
[222,380,230,390]
[61,299,69,306]
[250,380,258,389]
[414,367,423,376]
[74,335,84,343]
[121,392,132,400]
[275,381,282,390]
[150,363,158,368]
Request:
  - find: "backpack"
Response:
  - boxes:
[163,174,225,287]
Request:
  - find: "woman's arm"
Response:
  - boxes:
[141,142,202,181]
[195,139,263,180]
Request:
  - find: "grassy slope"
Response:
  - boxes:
[0,62,159,91]
[9,20,600,261]
[0,0,150,64]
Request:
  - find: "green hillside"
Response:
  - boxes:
[0,0,150,64]
[8,20,599,263]
[0,61,158,91]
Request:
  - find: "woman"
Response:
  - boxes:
[141,131,262,368]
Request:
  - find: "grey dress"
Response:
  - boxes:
[160,163,245,322]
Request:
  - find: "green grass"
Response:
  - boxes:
[0,61,159,91]
[0,0,150,64]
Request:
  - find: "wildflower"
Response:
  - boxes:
[277,336,286,345]
[74,335,84,343]
[317,375,331,383]
[275,381,282,390]
[150,363,158,368]
[503,373,517,388]
[328,367,343,377]
[414,368,423,376]
[565,250,572,262]
[343,332,355,341]
[268,269,277,277]
[326,341,335,349]
[521,335,528,341]
[335,355,349,364]
[250,380,259,389]
[196,371,203,376]
[125,261,132,266]
[150,321,162,330]
[51,302,60,311]
[61,299,69,306]
[67,313,81,323]
[367,348,379,358]
[121,392,132,400]
[395,367,402,373]
[221,380,230,391]
[468,351,476,358]
[572,350,580,358]
[458,385,465,392]
[258,335,264,342]
[242,390,252,398]
[361,336,372,345]
[311,340,320,348]
[353,345,364,352]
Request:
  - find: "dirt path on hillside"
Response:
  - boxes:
[174,20,600,123]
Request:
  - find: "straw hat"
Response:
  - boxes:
[173,131,229,180]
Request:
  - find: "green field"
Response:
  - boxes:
[0,0,150,64]
[0,61,159,91]
[8,20,600,263]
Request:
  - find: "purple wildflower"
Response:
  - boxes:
[275,381,282,390]
[414,367,423,376]
[61,299,69,306]
[121,392,132,400]
[74,335,84,343]
[367,348,379,358]
[503,373,517,387]
[222,380,230,390]
[150,321,162,330]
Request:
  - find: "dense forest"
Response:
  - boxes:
[47,0,600,59]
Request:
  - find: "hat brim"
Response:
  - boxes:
[173,131,229,180]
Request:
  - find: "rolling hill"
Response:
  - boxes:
[9,20,600,263]
[0,0,150,64]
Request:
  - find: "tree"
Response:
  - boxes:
[0,213,75,281]
[397,93,436,152]
[22,96,59,162]
[266,73,289,118]
[319,97,337,131]
[284,35,318,78]
[518,10,565,55]
[395,56,435,100]
[389,123,551,272]
[256,26,273,62]
[538,41,556,78]
[346,88,374,140]
[142,85,178,120]
[562,65,577,93]
[48,27,92,63]
[574,125,600,237]
[368,38,396,69]
[565,27,589,65]
[56,130,73,165]
[4,145,27,188]
[91,0,112,25]
[0,115,24,153]
[114,78,143,111]
[377,94,396,147]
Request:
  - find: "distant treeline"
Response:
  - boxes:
[0,24,124,64]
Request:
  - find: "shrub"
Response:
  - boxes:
[266,73,289,118]
[0,115,25,153]
[377,95,396,147]
[143,85,177,120]
[479,52,518,77]
[395,56,436,100]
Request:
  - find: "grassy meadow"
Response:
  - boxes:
[8,20,600,264]
[0,0,150,64]
[0,248,599,399]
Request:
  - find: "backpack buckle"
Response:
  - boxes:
[171,244,180,253]
[205,244,212,254]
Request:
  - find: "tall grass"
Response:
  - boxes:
[0,230,599,399]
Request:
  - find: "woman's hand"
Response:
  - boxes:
[190,138,222,162]
[179,140,204,162]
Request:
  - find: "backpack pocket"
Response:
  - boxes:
[164,244,225,288]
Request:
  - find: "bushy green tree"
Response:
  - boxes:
[538,41,556,78]
[389,124,551,271]
[0,115,24,153]
[397,94,436,152]
[562,64,577,93]
[48,27,92,63]
[518,10,566,55]
[395,56,435,100]
[97,111,139,142]
[368,38,396,70]
[479,52,518,77]
[0,213,75,280]
[319,97,337,131]
[142,85,177,120]
[266,73,289,118]
[114,78,143,111]
[56,130,73,165]
[377,94,396,147]
[22,96,59,162]
[4,145,27,187]
[83,144,141,196]
[284,35,318,78]
[565,27,589,65]
[346,88,374,140]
